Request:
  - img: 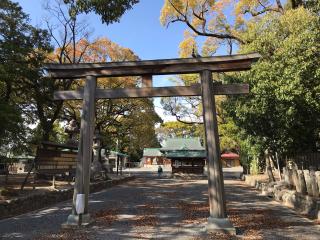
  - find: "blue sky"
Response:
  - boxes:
[13,0,199,122]
[15,0,186,60]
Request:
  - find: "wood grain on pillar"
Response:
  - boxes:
[201,70,227,218]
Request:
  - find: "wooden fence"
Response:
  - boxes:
[285,152,320,171]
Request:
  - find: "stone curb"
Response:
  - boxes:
[0,176,135,220]
[244,175,320,220]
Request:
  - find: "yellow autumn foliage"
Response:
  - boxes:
[179,30,197,58]
[160,0,284,56]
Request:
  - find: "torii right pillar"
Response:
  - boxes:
[201,70,236,234]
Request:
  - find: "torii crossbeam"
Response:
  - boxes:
[45,53,260,233]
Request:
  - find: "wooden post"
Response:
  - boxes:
[83,75,96,214]
[69,122,84,218]
[200,70,235,233]
[64,75,96,227]
[120,158,123,175]
[52,175,56,189]
[33,172,36,190]
[142,75,152,87]
[116,155,119,176]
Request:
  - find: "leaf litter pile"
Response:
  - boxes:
[175,200,315,240]
[35,203,122,240]
[35,229,90,240]
[129,203,159,227]
[177,201,209,225]
[34,178,319,240]
[93,206,121,225]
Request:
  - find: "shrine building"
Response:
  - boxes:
[143,138,206,174]
[161,138,206,174]
[143,138,241,174]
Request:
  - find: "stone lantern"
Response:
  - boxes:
[91,130,103,179]
[64,119,79,146]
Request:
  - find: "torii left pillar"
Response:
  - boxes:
[63,75,96,227]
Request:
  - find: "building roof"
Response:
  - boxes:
[142,138,205,159]
[161,138,205,151]
[221,152,239,159]
[165,150,206,158]
[143,148,162,157]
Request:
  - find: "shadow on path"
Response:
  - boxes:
[0,173,319,240]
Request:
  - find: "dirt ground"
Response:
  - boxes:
[1,170,319,240]
[0,173,74,202]
[0,172,126,202]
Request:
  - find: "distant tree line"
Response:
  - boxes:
[0,0,160,162]
[160,0,320,175]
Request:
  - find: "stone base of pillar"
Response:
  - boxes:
[206,217,236,235]
[61,213,92,229]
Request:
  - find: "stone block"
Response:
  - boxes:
[309,170,319,197]
[281,190,317,217]
[268,181,277,187]
[315,171,320,194]
[62,213,92,228]
[292,169,300,192]
[260,183,269,196]
[283,167,290,184]
[297,170,307,195]
[274,181,290,191]
[303,170,313,196]
[288,169,294,187]
[317,201,320,220]
[206,217,236,235]
[282,190,297,209]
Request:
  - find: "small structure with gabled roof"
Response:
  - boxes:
[108,151,129,168]
[142,148,171,166]
[160,137,206,174]
[143,139,242,173]
[221,152,240,168]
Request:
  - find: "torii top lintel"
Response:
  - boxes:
[44,53,260,79]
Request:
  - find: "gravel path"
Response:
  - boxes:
[0,172,319,240]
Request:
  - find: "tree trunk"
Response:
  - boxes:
[289,0,304,9]
[266,155,275,182]
[40,121,53,142]
[275,152,282,180]
[4,165,9,185]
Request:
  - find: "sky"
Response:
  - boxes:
[13,0,198,122]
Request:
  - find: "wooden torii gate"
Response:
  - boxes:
[45,53,260,232]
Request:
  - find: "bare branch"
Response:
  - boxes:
[245,0,284,17]
[167,0,245,43]
[275,0,284,12]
